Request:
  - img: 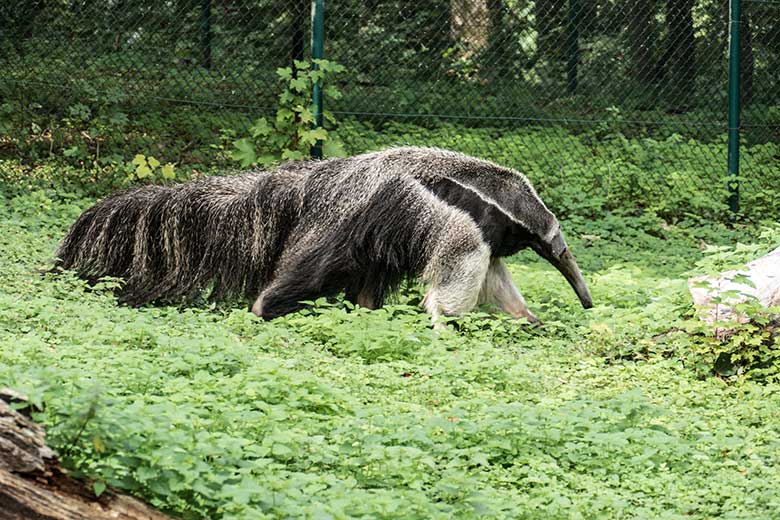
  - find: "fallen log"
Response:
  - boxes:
[0,388,171,520]
[689,247,780,325]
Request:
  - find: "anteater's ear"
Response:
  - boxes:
[546,224,567,258]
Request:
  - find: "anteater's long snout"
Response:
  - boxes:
[553,248,593,309]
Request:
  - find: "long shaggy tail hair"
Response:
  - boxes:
[55,171,304,305]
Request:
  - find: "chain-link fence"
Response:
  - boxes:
[2,1,307,125]
[2,1,778,216]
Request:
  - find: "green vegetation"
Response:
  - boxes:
[231,59,347,166]
[4,118,780,223]
[3,1,778,517]
[2,148,780,517]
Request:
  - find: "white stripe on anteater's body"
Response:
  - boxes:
[365,147,558,245]
[56,147,573,324]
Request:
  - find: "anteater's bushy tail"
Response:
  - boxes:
[55,171,303,305]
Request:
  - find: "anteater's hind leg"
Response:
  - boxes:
[354,287,379,309]
[345,266,390,310]
[256,257,390,318]
[251,268,327,320]
[479,258,539,324]
[251,236,351,320]
[252,277,317,320]
[345,282,379,310]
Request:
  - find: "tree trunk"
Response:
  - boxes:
[626,0,657,83]
[663,0,696,111]
[535,0,566,61]
[0,389,171,520]
[485,0,508,77]
[419,1,452,58]
[451,0,489,58]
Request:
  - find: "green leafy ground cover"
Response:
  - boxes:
[2,164,780,518]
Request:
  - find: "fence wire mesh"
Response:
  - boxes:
[1,1,778,216]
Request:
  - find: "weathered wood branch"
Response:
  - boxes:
[0,389,171,520]
[689,247,780,325]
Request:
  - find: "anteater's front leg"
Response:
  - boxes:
[422,229,491,330]
[479,258,539,324]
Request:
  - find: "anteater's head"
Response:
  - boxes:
[457,154,594,310]
[529,222,593,309]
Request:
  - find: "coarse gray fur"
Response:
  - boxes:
[55,146,592,324]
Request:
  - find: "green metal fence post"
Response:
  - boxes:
[727,0,741,215]
[199,0,212,69]
[566,0,580,94]
[311,0,325,159]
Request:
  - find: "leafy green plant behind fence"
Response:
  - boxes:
[231,59,346,167]
[1,0,778,217]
